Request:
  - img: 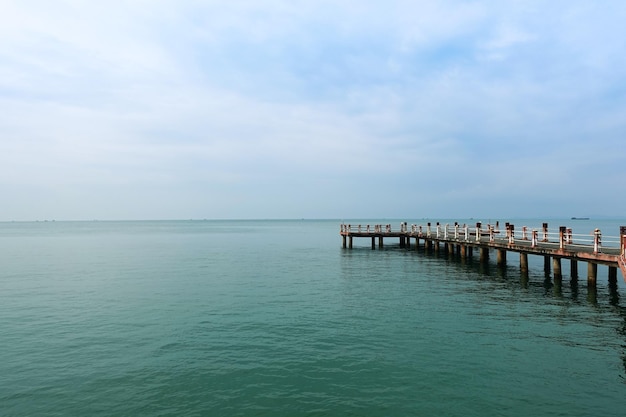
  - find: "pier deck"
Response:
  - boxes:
[340,222,626,284]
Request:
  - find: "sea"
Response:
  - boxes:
[1,218,625,416]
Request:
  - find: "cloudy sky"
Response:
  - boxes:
[1,0,625,220]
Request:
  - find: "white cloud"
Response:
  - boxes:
[1,0,625,219]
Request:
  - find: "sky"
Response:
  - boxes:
[1,0,625,221]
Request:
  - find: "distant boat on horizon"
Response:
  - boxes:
[571,217,590,220]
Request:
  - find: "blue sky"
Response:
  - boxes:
[1,0,625,220]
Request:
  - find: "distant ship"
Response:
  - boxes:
[571,217,590,220]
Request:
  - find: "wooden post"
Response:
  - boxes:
[621,226,626,258]
[476,222,482,243]
[609,266,617,284]
[460,244,467,258]
[508,224,515,245]
[559,226,566,249]
[544,256,551,274]
[379,236,384,249]
[349,236,353,249]
[371,236,375,250]
[587,262,597,286]
[520,252,529,273]
[542,223,549,242]
[342,235,347,248]
[406,236,411,249]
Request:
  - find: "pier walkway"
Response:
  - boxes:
[340,222,626,285]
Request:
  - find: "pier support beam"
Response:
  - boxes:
[371,237,375,250]
[587,262,597,286]
[480,247,489,263]
[543,256,551,274]
[342,235,347,249]
[609,266,617,284]
[460,245,467,258]
[570,260,578,280]
[553,257,562,279]
[447,242,454,254]
[520,253,528,273]
[349,236,353,249]
[497,249,507,267]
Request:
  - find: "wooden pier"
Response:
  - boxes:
[340,222,626,285]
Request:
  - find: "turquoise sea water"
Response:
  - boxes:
[1,219,625,416]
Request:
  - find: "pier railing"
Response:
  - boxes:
[340,222,623,254]
[340,221,626,283]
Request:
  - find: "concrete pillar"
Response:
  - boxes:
[480,247,489,263]
[609,266,617,284]
[559,226,566,249]
[587,262,597,286]
[349,236,353,249]
[544,256,551,274]
[371,236,375,250]
[520,253,529,273]
[570,259,578,280]
[553,257,562,279]
[379,236,384,249]
[497,249,507,267]
[460,244,467,258]
[342,235,347,248]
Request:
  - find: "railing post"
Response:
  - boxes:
[532,230,538,248]
[427,223,431,238]
[489,225,494,243]
[559,226,566,249]
[509,224,515,245]
[444,223,449,239]
[476,222,481,243]
[542,223,549,242]
[454,223,459,240]
[621,226,626,258]
[567,228,573,244]
[522,226,528,240]
[464,225,469,241]
[436,222,441,238]
[593,228,601,254]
